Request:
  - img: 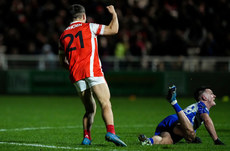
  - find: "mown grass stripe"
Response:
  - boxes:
[0,124,154,132]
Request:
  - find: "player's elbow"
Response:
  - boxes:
[110,29,118,35]
[107,29,118,35]
[104,26,119,35]
[112,26,119,34]
[112,29,118,34]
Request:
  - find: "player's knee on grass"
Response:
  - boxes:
[159,132,174,144]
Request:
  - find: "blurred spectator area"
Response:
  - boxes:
[0,0,230,59]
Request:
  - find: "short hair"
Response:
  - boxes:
[69,4,85,19]
[194,86,211,102]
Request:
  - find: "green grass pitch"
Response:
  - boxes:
[0,95,229,151]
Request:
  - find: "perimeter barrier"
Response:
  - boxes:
[0,70,229,97]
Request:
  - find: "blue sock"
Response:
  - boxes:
[171,100,182,113]
[149,138,154,144]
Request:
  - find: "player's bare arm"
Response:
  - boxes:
[200,113,218,141]
[58,42,69,70]
[201,113,224,145]
[103,5,119,35]
[59,54,69,70]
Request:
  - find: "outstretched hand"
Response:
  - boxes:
[214,138,225,145]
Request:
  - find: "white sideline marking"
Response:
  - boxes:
[0,142,86,150]
[0,126,81,132]
[0,124,153,132]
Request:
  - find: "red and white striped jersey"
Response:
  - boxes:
[59,21,105,83]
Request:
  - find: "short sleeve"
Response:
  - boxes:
[198,101,209,115]
[89,23,105,35]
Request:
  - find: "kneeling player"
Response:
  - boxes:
[138,85,224,145]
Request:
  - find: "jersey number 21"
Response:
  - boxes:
[63,31,84,52]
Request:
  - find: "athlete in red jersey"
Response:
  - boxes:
[59,4,127,146]
[59,19,104,82]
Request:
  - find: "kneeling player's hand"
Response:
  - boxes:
[214,138,224,145]
[191,137,202,144]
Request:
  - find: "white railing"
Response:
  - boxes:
[0,54,230,72]
[0,54,59,71]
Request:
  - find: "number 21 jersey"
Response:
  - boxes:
[59,21,105,83]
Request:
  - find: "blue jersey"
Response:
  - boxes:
[183,101,209,130]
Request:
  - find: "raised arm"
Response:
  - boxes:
[201,113,224,145]
[103,5,119,35]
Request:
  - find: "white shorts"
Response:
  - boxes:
[73,76,106,92]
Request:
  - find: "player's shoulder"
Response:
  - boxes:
[88,22,103,27]
[198,101,209,114]
[197,101,207,108]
